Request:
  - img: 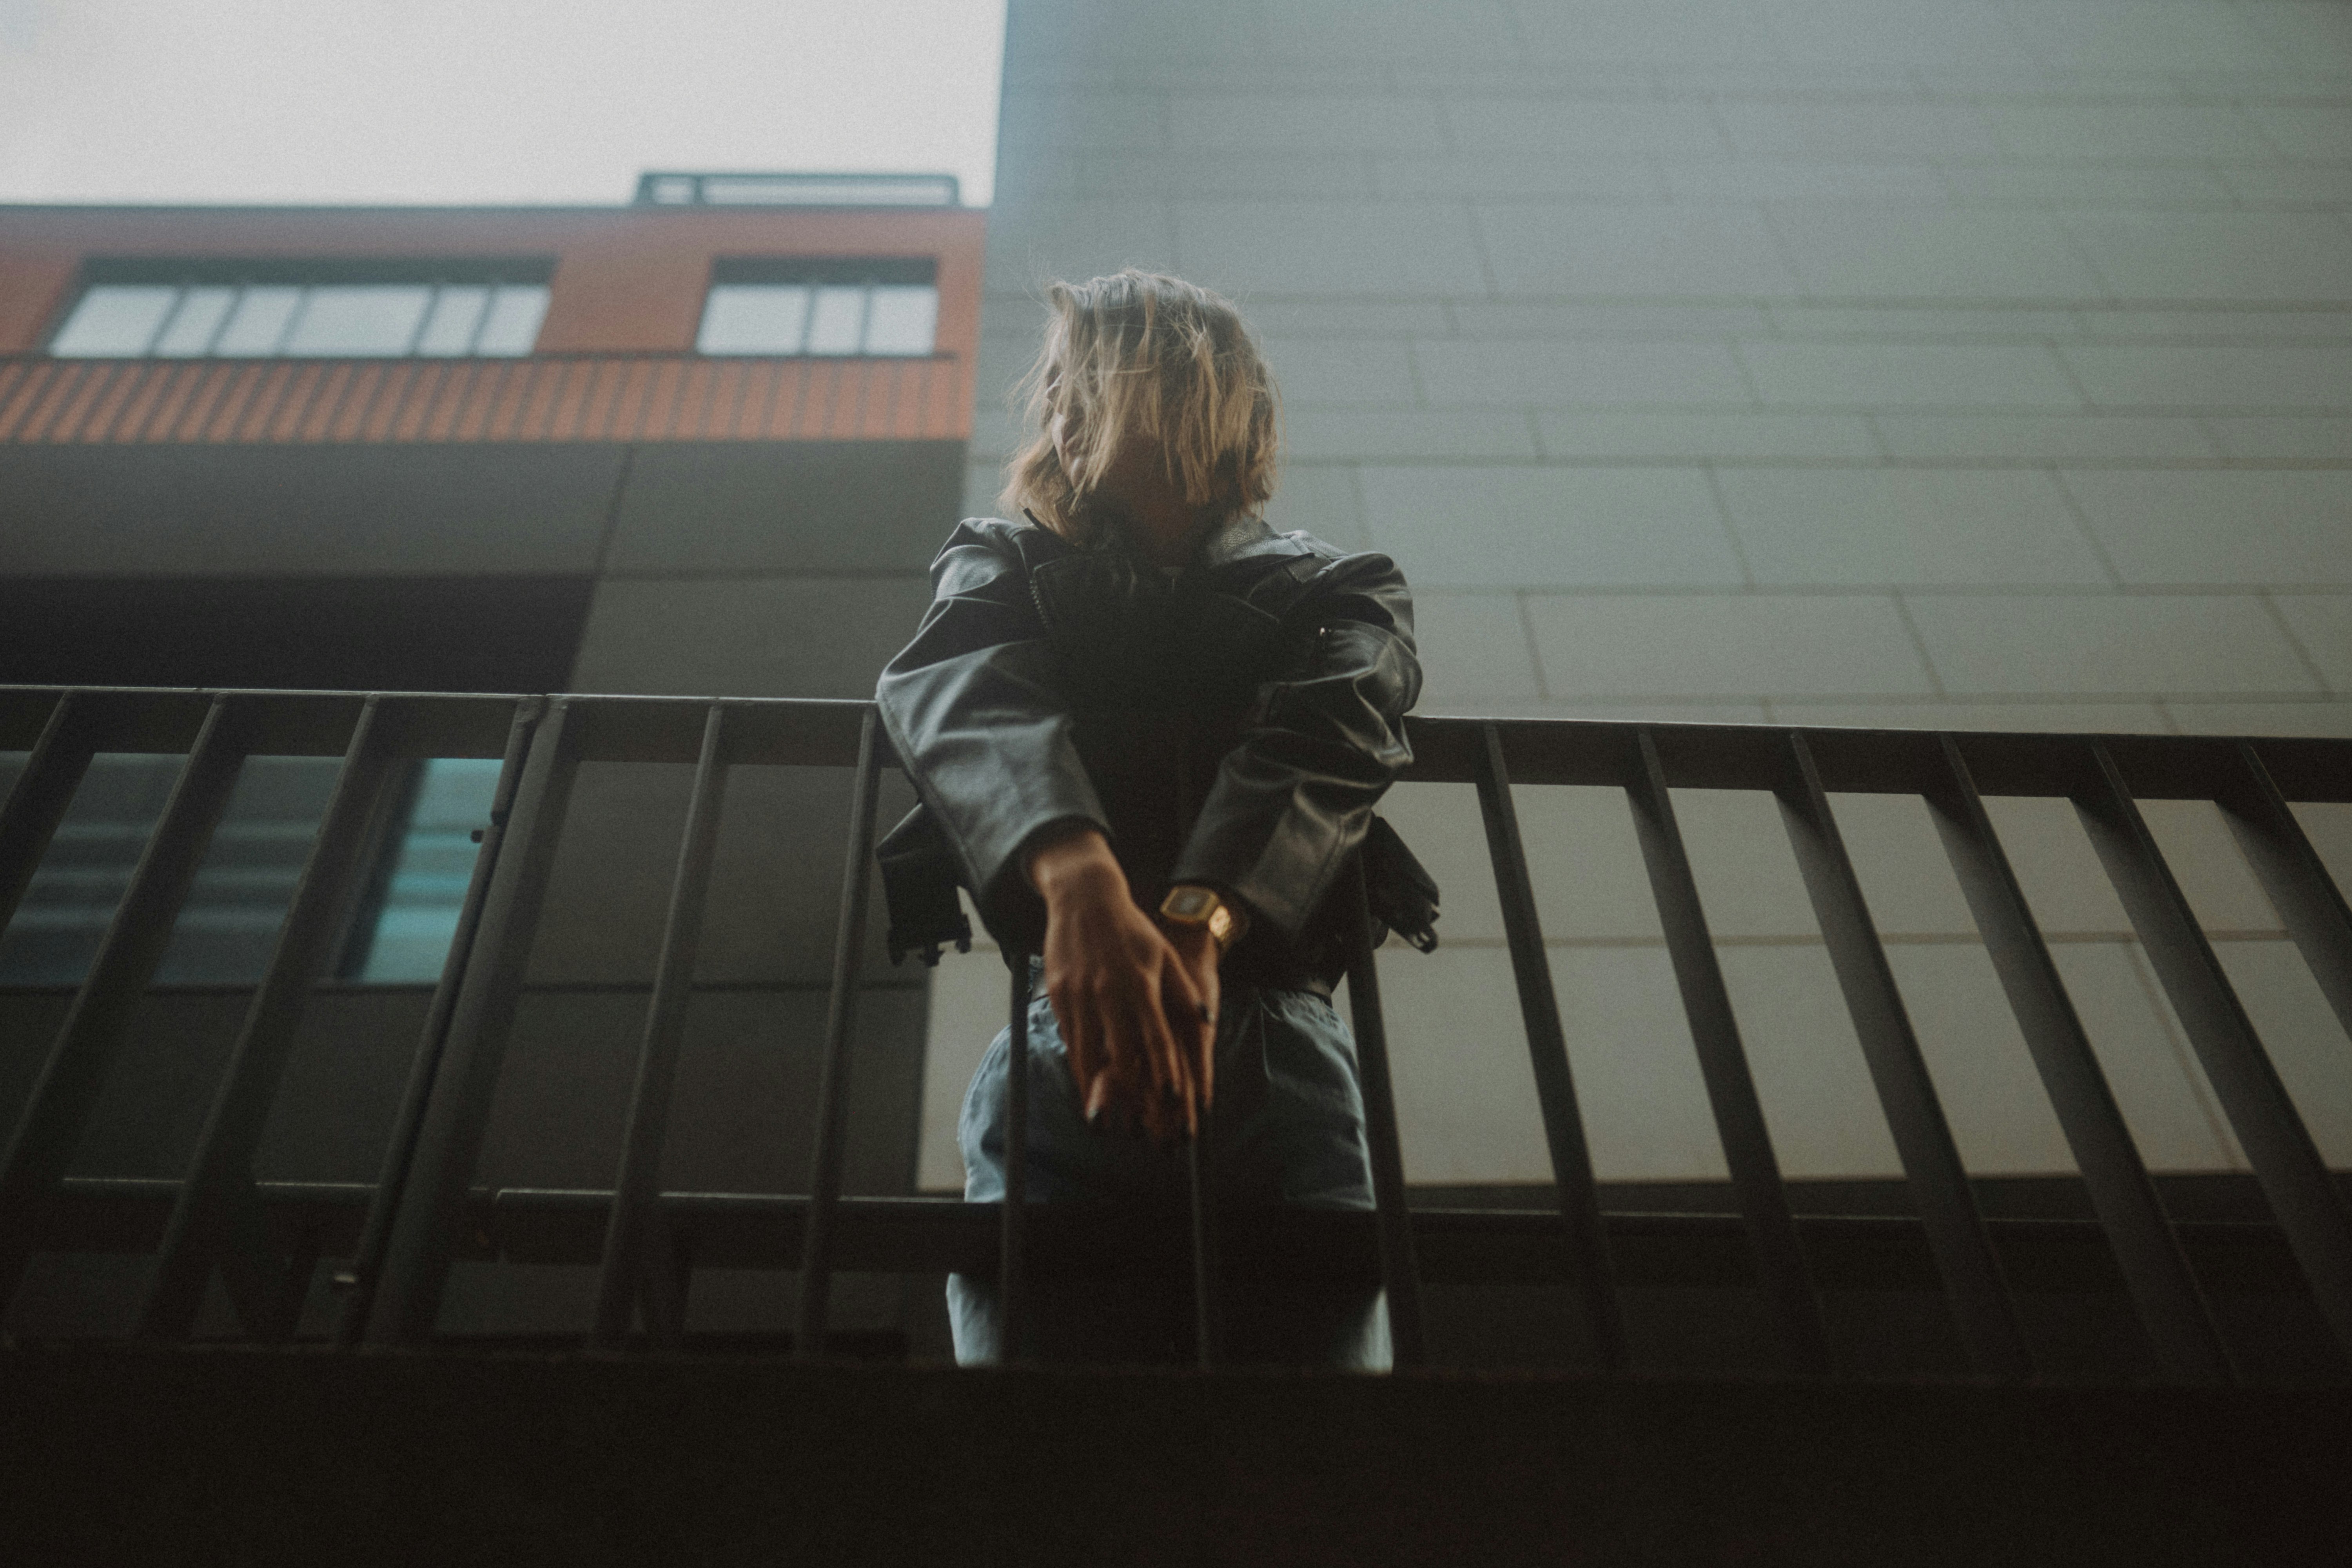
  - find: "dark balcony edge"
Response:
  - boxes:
[3,1340,2348,1566]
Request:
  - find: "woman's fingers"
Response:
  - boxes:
[1131,994,1176,1139]
[1044,910,1220,1144]
[1051,982,1102,1123]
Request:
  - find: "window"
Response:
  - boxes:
[0,753,496,987]
[347,759,501,983]
[49,269,551,359]
[696,258,938,357]
[0,754,340,985]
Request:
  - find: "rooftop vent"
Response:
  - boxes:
[634,171,960,209]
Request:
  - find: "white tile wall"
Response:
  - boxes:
[1762,205,2105,300]
[2060,472,2352,586]
[1408,594,1546,706]
[1361,466,1745,588]
[1716,467,2109,586]
[1739,340,2082,408]
[1905,595,2321,695]
[2276,597,2352,691]
[2067,212,2352,303]
[1526,595,1936,697]
[939,0,2352,1185]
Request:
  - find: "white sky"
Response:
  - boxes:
[0,0,1006,207]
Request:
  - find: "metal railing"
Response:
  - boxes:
[0,351,969,445]
[2,684,2348,1383]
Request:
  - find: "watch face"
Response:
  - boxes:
[1165,887,1212,919]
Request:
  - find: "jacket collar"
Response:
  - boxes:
[1195,512,1298,570]
[1020,509,1303,575]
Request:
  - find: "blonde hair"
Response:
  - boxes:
[1001,269,1278,543]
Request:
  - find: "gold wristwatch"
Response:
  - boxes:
[1160,885,1248,954]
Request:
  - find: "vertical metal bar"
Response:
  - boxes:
[2074,741,2352,1356]
[1926,737,2232,1386]
[363,697,581,1346]
[1776,731,2031,1381]
[998,953,1031,1363]
[2218,742,2352,1047]
[1187,1118,1218,1369]
[334,699,541,1347]
[0,695,247,1309]
[795,708,885,1363]
[591,702,729,1351]
[1174,728,1218,1370]
[1472,723,1628,1372]
[1627,729,1830,1377]
[1343,853,1427,1369]
[140,698,400,1340]
[0,693,98,935]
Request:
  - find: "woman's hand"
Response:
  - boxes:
[1027,827,1212,1143]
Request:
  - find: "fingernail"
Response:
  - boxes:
[1084,1078,1107,1124]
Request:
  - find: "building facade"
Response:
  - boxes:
[0,188,985,1337]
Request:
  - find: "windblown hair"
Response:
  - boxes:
[1002,269,1279,543]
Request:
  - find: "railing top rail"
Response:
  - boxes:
[4,686,2347,801]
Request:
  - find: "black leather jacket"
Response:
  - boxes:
[873,511,1425,987]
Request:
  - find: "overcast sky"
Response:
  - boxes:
[0,0,1006,207]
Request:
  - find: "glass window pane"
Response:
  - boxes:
[150,286,237,358]
[697,284,810,355]
[415,285,491,356]
[49,285,179,356]
[157,757,339,983]
[213,286,303,356]
[356,758,499,983]
[474,284,549,356]
[806,285,868,355]
[0,755,174,983]
[862,285,938,356]
[282,284,433,356]
[0,753,336,985]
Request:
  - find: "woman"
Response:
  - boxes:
[874,269,1426,1369]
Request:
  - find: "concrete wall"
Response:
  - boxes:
[920,0,2352,1191]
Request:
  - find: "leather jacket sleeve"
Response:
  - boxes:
[1171,549,1419,941]
[876,517,1421,955]
[874,520,1106,936]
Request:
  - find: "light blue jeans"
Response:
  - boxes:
[947,968,1392,1370]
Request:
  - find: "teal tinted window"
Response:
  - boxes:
[352,759,501,984]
